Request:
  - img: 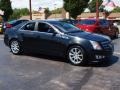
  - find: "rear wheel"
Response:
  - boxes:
[10,40,22,55]
[67,45,86,65]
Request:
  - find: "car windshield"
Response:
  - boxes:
[49,21,82,33]
[61,19,78,25]
[80,20,96,25]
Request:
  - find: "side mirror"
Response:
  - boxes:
[47,27,57,35]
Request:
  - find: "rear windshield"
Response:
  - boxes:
[8,20,17,24]
[79,19,109,26]
[12,22,27,29]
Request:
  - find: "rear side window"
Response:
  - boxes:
[99,20,109,26]
[22,22,35,31]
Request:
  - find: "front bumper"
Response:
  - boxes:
[88,49,113,61]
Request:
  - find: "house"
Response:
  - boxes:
[77,12,120,20]
[47,14,62,19]
[20,8,46,20]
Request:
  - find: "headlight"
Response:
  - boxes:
[90,41,102,50]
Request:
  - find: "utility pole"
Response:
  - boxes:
[54,3,57,19]
[69,0,70,19]
[29,0,32,20]
[96,0,99,22]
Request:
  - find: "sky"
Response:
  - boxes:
[11,0,120,11]
[11,0,63,10]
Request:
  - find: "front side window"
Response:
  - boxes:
[23,22,35,31]
[38,23,54,33]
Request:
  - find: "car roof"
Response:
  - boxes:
[29,20,62,23]
[8,19,29,23]
[81,19,106,21]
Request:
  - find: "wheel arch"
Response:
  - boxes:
[66,44,87,57]
[9,38,22,47]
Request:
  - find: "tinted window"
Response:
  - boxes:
[13,22,27,29]
[9,20,28,26]
[80,20,96,25]
[99,20,109,26]
[8,20,17,24]
[38,23,54,33]
[61,20,78,25]
[14,21,21,26]
[49,21,82,33]
[23,22,35,31]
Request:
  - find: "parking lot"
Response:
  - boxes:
[0,34,120,90]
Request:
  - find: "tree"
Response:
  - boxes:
[0,0,13,21]
[51,8,62,14]
[112,7,120,13]
[88,0,103,12]
[10,8,30,20]
[45,8,51,19]
[63,0,89,19]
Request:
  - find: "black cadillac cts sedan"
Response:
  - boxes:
[4,20,114,65]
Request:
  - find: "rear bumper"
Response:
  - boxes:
[4,35,9,46]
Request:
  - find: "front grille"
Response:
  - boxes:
[101,41,113,51]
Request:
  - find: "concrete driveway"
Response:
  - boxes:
[0,35,120,90]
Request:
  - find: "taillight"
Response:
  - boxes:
[6,24,12,28]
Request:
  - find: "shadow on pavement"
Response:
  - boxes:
[22,53,119,67]
[24,53,67,63]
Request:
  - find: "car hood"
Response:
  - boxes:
[68,31,110,42]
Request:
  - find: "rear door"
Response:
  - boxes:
[19,22,38,51]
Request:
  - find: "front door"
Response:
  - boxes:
[35,22,65,55]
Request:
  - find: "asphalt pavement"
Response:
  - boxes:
[0,35,120,90]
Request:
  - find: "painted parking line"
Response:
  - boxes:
[114,52,120,55]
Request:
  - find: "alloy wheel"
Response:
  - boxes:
[68,47,84,65]
[10,40,20,54]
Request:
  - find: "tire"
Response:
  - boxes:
[115,31,119,38]
[67,45,86,65]
[10,40,22,55]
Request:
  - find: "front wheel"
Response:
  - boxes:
[115,31,119,38]
[10,40,22,55]
[67,46,86,65]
